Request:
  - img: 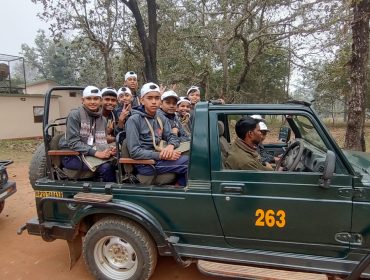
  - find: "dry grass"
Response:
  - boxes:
[0,139,42,161]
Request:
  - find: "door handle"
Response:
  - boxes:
[221,184,244,194]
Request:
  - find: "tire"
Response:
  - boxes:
[29,143,47,188]
[0,201,4,214]
[83,217,157,280]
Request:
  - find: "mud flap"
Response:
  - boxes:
[67,234,82,270]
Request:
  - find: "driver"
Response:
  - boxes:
[250,115,280,165]
[225,116,273,171]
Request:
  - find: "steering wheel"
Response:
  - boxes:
[275,139,305,171]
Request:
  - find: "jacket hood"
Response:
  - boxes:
[342,150,370,176]
[158,109,176,120]
[131,105,157,118]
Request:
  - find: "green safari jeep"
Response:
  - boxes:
[18,86,370,280]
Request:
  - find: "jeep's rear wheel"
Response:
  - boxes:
[29,143,47,188]
[83,217,157,280]
[0,201,4,214]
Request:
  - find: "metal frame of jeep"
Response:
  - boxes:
[19,86,370,280]
[0,160,17,214]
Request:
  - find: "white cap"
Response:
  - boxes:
[125,71,137,81]
[83,86,101,98]
[101,87,117,97]
[259,121,269,131]
[177,96,191,105]
[186,86,200,96]
[117,86,132,96]
[161,90,179,101]
[251,114,263,120]
[140,82,160,98]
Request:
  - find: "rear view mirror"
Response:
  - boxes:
[278,126,291,143]
[319,150,336,188]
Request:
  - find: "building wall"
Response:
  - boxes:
[57,90,82,118]
[0,96,60,139]
[1,80,83,139]
[26,81,58,95]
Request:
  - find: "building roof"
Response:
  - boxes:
[26,79,59,87]
[0,93,59,98]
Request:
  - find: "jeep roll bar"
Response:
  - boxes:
[42,86,84,141]
[42,86,84,179]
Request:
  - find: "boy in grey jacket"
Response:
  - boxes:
[59,86,116,182]
[125,82,189,185]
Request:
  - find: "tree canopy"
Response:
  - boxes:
[23,0,369,150]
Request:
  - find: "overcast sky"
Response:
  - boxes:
[0,0,49,56]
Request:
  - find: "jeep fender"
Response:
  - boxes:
[37,197,190,267]
[72,200,169,248]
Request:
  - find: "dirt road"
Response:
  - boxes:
[0,153,211,280]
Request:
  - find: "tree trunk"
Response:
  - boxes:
[343,90,348,122]
[344,0,369,151]
[103,53,114,86]
[147,0,158,82]
[214,40,229,99]
[122,0,157,83]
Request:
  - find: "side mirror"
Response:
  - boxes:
[319,150,336,188]
[278,126,291,143]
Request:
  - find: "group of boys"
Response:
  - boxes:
[59,71,202,185]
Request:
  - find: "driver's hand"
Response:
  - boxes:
[265,162,273,170]
[274,156,281,163]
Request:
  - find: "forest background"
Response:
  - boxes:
[9,0,370,150]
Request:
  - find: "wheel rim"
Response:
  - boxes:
[94,235,138,279]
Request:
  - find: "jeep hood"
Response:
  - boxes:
[342,150,370,176]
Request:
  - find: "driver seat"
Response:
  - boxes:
[218,121,230,162]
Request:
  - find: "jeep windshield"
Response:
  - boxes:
[292,115,327,152]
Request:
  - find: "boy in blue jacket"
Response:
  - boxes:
[125,82,189,185]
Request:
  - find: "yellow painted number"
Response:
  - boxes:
[255,209,265,226]
[254,209,286,228]
[275,210,286,228]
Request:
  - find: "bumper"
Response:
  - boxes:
[0,181,16,201]
[24,217,77,242]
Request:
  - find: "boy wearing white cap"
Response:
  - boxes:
[123,71,140,107]
[115,87,133,139]
[186,86,201,107]
[186,86,202,126]
[59,86,116,182]
[158,91,190,142]
[101,87,118,143]
[117,86,133,108]
[176,97,192,134]
[125,82,189,186]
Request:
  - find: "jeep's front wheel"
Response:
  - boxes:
[83,217,157,280]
